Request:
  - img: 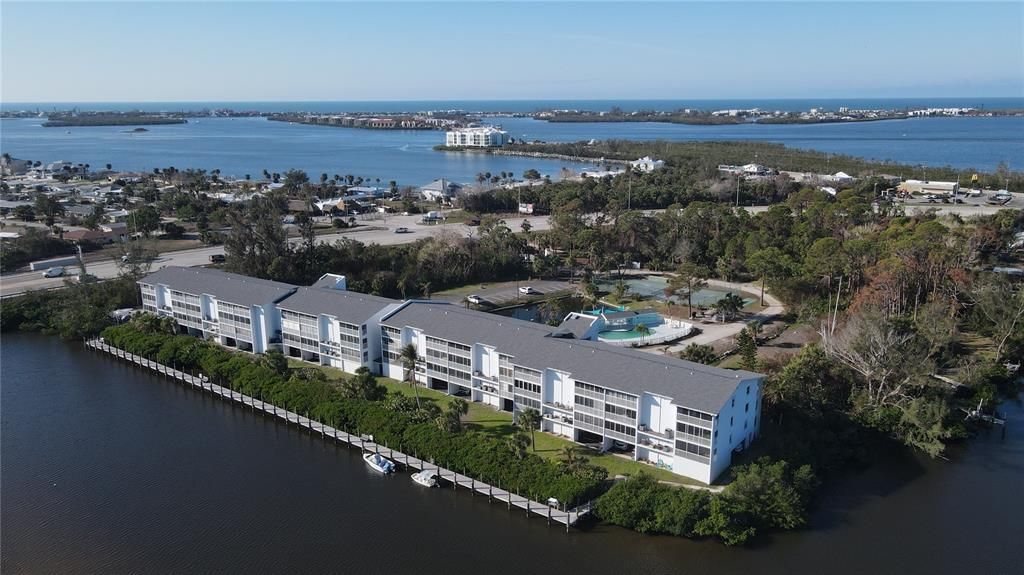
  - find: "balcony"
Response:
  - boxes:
[637,423,674,441]
[472,370,500,383]
[543,412,573,424]
[543,401,573,413]
[604,411,637,426]
[637,436,674,453]
[676,413,714,429]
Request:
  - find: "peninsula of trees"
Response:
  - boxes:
[41,112,186,128]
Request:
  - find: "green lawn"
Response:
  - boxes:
[286,357,704,486]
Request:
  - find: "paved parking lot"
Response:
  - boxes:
[435,279,577,307]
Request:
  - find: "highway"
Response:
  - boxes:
[0,213,551,297]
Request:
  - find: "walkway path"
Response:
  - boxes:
[651,278,784,356]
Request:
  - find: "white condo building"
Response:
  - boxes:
[138,267,763,484]
[139,267,295,354]
[445,126,509,147]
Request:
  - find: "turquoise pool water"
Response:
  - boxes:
[597,328,648,340]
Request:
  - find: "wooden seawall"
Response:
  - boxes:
[85,339,593,530]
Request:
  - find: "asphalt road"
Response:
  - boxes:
[0,213,551,297]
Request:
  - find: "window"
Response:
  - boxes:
[746,385,750,395]
[730,417,734,426]
[745,403,749,413]
[575,395,597,409]
[674,439,710,458]
[731,398,735,407]
[604,420,635,437]
[677,407,713,422]
[605,403,636,420]
[676,422,711,440]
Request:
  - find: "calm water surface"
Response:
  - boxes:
[2,333,1022,574]
[1,115,1020,185]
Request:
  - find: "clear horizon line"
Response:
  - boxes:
[4,95,1023,106]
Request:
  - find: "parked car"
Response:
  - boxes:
[209,254,226,263]
[42,266,65,278]
[466,294,484,305]
[518,286,538,295]
[394,227,410,234]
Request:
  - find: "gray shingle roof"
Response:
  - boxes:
[383,302,761,413]
[279,287,398,324]
[139,267,296,307]
[556,314,598,339]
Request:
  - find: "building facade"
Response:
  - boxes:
[138,268,762,484]
[139,267,295,354]
[445,126,509,147]
[377,302,760,484]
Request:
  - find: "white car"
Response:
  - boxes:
[466,294,484,305]
[42,266,65,278]
[394,227,410,234]
[518,286,538,295]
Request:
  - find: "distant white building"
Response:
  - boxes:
[825,171,855,184]
[630,156,665,173]
[898,180,959,195]
[445,126,509,147]
[419,179,464,202]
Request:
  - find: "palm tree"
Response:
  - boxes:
[448,398,469,423]
[635,322,651,343]
[715,293,744,322]
[747,320,763,344]
[399,343,422,408]
[516,408,541,451]
[436,399,469,432]
[506,432,530,459]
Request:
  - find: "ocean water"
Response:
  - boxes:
[1,112,1021,184]
[3,97,1022,114]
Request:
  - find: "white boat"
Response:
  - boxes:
[363,452,395,474]
[411,470,438,487]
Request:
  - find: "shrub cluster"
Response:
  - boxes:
[100,322,606,506]
[596,459,817,546]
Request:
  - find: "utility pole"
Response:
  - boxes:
[627,168,632,210]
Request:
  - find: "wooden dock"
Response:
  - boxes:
[86,339,593,529]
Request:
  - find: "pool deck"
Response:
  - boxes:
[657,278,784,353]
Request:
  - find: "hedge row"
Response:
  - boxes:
[100,323,606,506]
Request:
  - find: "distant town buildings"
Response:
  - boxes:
[445,126,509,147]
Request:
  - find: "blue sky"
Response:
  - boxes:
[2,1,1022,102]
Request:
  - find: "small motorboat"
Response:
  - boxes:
[411,470,438,487]
[363,452,395,474]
